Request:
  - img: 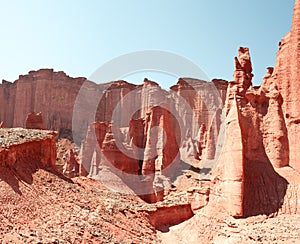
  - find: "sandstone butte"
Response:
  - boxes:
[0,0,300,243]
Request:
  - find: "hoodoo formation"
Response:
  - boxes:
[0,1,300,243]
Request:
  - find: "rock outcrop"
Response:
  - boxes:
[1,69,226,168]
[273,0,300,172]
[208,45,298,218]
[0,128,57,170]
[142,105,180,176]
[25,112,44,130]
[61,149,80,178]
[170,78,227,161]
[1,0,300,222]
[78,104,181,202]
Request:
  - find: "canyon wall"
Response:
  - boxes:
[0,69,86,138]
[1,70,226,163]
[209,44,299,217]
[1,0,300,219]
[273,0,300,172]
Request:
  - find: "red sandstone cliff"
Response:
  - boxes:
[78,104,181,202]
[273,0,300,172]
[1,1,300,221]
[207,46,299,218]
[25,112,45,130]
[0,69,86,138]
[0,128,57,170]
[170,78,227,161]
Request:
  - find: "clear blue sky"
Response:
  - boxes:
[0,0,295,88]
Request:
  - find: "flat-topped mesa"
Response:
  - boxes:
[0,69,87,139]
[25,112,44,130]
[0,128,57,169]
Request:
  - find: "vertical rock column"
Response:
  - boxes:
[221,98,244,217]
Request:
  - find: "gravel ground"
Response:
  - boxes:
[0,128,56,147]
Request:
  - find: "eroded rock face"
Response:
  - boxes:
[273,0,300,172]
[142,105,180,176]
[195,123,207,159]
[0,69,86,138]
[0,128,57,170]
[76,103,182,203]
[79,122,109,176]
[80,96,183,177]
[216,97,244,217]
[170,78,227,161]
[101,123,140,174]
[25,112,44,130]
[225,47,253,115]
[1,69,227,168]
[208,47,296,218]
[62,149,80,178]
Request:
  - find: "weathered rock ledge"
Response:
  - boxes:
[0,128,57,169]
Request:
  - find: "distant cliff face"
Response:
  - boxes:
[0,69,86,138]
[0,70,226,160]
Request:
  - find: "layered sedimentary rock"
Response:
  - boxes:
[62,149,80,178]
[82,106,181,178]
[2,1,299,218]
[195,124,207,159]
[142,105,180,175]
[210,47,295,217]
[79,121,140,176]
[217,97,244,217]
[77,103,181,202]
[273,0,300,172]
[25,112,44,129]
[79,122,109,176]
[0,68,227,168]
[0,69,86,138]
[101,123,140,174]
[170,78,227,160]
[0,128,57,170]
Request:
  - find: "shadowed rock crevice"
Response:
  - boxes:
[211,46,295,218]
[0,166,22,195]
[243,160,288,217]
[147,204,194,232]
